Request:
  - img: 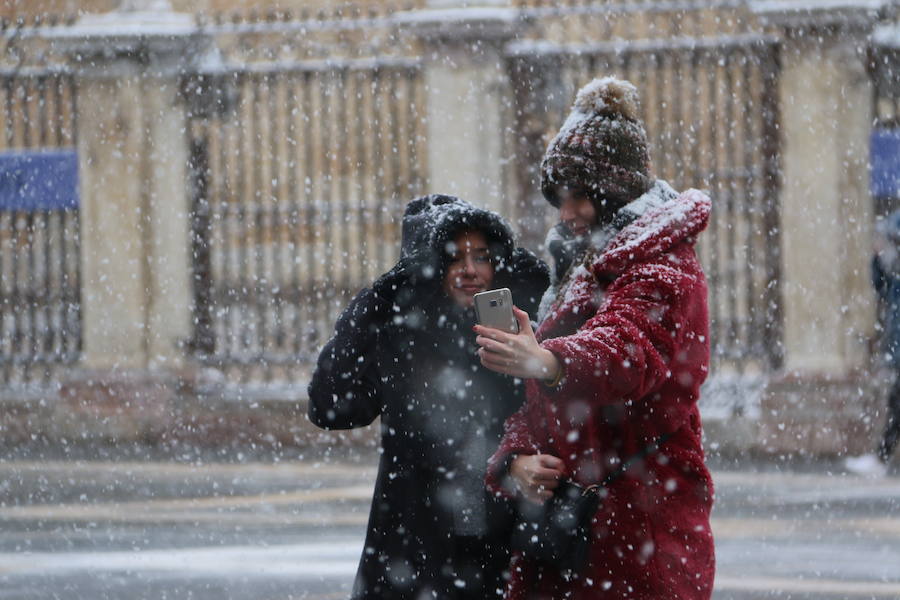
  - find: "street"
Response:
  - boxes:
[0,453,898,600]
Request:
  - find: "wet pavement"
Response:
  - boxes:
[0,452,898,600]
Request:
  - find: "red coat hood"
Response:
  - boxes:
[593,188,711,277]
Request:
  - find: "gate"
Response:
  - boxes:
[184,61,426,384]
[504,33,784,375]
[0,68,82,388]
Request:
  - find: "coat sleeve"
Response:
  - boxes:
[485,398,544,498]
[539,258,700,406]
[307,287,387,430]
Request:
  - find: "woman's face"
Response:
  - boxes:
[557,188,597,237]
[442,229,495,308]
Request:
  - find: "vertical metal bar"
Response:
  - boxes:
[337,68,352,307]
[351,69,368,293]
[761,42,784,370]
[706,47,722,365]
[205,77,221,368]
[387,68,402,266]
[219,75,236,370]
[25,208,37,383]
[253,74,268,379]
[10,208,22,384]
[741,48,759,360]
[17,78,37,382]
[190,118,215,357]
[69,75,82,362]
[407,67,424,197]
[379,68,396,267]
[38,76,53,381]
[287,73,303,360]
[361,70,378,283]
[723,49,739,359]
[19,78,31,149]
[688,47,701,190]
[0,204,6,381]
[319,70,335,349]
[235,72,252,373]
[671,47,685,189]
[370,68,386,276]
[268,72,285,362]
[0,77,8,383]
[37,76,48,148]
[52,73,66,364]
[652,51,668,181]
[302,70,318,354]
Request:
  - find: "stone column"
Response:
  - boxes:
[397,4,518,216]
[751,3,887,455]
[40,4,211,440]
[47,5,205,371]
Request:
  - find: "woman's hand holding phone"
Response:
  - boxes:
[474,307,562,381]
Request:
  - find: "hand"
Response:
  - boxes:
[474,307,562,381]
[509,454,566,504]
[372,253,438,308]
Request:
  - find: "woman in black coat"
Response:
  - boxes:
[308,195,549,600]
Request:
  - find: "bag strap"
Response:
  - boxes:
[582,431,675,497]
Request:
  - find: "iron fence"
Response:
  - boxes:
[0,68,81,388]
[185,61,426,383]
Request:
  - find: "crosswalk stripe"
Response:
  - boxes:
[716,575,900,595]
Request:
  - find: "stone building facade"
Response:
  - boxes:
[1,0,899,458]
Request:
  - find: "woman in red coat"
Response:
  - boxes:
[475,77,715,599]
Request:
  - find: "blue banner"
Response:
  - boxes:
[0,149,79,211]
[872,128,900,199]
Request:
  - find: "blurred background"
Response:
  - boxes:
[0,0,899,598]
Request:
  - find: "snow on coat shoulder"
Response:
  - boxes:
[595,188,711,276]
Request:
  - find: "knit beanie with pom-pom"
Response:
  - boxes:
[540,77,653,213]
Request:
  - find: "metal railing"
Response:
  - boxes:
[184,62,426,383]
[0,69,82,388]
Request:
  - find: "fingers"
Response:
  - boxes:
[538,454,566,471]
[523,456,565,488]
[478,350,515,376]
[473,324,514,345]
[475,335,515,356]
[512,306,533,335]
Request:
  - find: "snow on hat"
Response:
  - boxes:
[540,77,653,211]
[399,194,515,276]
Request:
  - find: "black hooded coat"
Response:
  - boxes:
[307,195,549,600]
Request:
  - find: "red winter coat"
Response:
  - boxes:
[486,189,715,600]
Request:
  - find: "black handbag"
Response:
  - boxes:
[510,433,672,574]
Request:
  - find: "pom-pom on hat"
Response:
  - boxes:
[540,77,653,211]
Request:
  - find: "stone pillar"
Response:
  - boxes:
[751,3,888,455]
[754,3,887,374]
[47,5,206,371]
[398,4,518,216]
[779,39,874,373]
[38,4,212,441]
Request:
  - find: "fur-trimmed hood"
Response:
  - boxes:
[394,194,550,318]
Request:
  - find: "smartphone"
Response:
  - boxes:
[473,288,519,334]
